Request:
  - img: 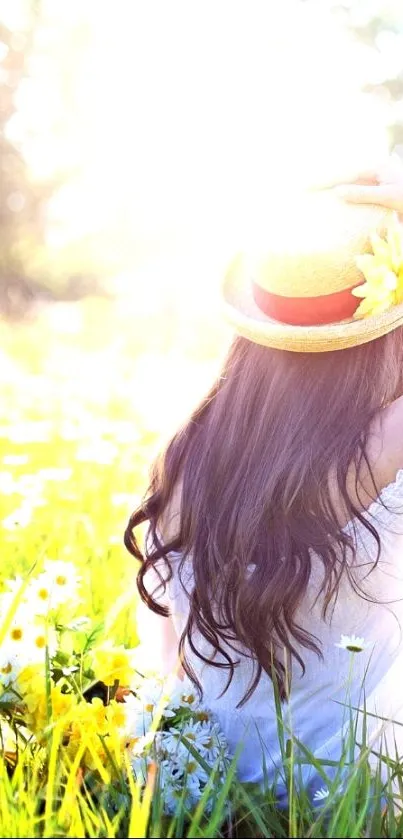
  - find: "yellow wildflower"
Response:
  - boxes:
[18,664,77,737]
[66,698,125,775]
[106,699,128,731]
[92,642,136,687]
[353,213,403,319]
[51,684,77,721]
[18,664,47,730]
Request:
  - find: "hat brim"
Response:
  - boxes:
[222,261,403,353]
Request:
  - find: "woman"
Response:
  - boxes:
[125,159,403,796]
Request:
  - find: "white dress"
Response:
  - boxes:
[145,469,403,797]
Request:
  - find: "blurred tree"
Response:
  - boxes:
[0,13,53,316]
[0,4,101,317]
[331,1,403,153]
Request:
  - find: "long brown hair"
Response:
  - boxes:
[124,330,403,703]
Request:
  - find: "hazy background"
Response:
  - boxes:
[1,0,403,443]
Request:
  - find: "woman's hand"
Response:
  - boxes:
[332,154,403,214]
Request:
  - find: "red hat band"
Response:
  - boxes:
[252,281,361,327]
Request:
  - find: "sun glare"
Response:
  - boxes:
[2,0,391,309]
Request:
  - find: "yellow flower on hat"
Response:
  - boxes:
[352,212,403,319]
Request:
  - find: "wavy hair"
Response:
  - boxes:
[124,330,403,703]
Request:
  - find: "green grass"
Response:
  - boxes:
[1,300,403,837]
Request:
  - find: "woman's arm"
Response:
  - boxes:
[135,598,183,678]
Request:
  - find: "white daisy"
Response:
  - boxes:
[178,679,200,712]
[3,610,56,668]
[123,705,151,740]
[171,749,209,786]
[162,778,195,815]
[313,786,330,803]
[129,732,161,783]
[197,721,230,766]
[162,720,204,756]
[131,731,159,756]
[335,634,366,653]
[132,677,177,719]
[24,625,58,663]
[3,607,35,649]
[124,683,169,737]
[28,575,57,614]
[34,560,80,608]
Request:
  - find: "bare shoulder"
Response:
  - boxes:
[158,481,183,545]
[338,397,403,524]
[370,395,403,488]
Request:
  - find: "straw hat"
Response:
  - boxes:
[222,191,403,352]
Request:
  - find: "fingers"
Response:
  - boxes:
[333,183,403,212]
[311,155,403,192]
[308,169,379,191]
[346,154,403,186]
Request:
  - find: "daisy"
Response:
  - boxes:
[124,686,168,738]
[128,677,176,721]
[34,560,80,608]
[4,608,35,649]
[129,733,162,783]
[163,720,204,756]
[335,634,367,653]
[28,575,57,615]
[173,753,208,787]
[162,778,195,815]
[25,625,57,663]
[178,679,200,712]
[313,786,330,803]
[197,721,230,766]
[3,611,56,668]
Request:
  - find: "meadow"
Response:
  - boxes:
[1,299,403,838]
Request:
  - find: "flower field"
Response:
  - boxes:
[0,301,241,837]
[1,300,403,838]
